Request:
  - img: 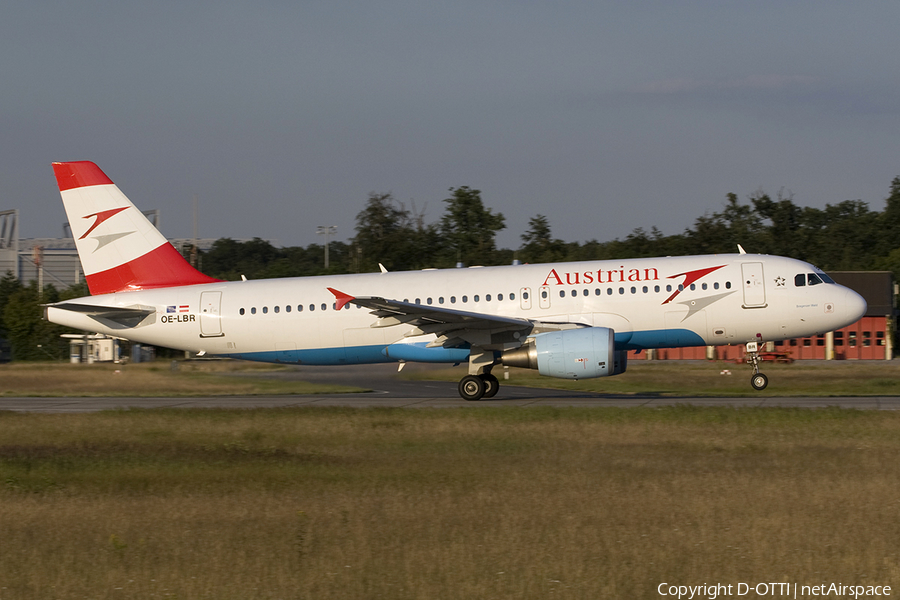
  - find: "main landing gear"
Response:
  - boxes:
[746,341,768,391]
[458,372,500,401]
[458,348,500,401]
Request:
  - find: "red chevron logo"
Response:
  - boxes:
[80,207,129,240]
[662,264,726,304]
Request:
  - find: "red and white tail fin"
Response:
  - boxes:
[52,161,221,295]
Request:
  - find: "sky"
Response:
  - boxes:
[2,1,899,251]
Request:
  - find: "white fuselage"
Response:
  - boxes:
[46,253,867,366]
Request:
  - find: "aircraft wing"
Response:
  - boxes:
[328,288,577,350]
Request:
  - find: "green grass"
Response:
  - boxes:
[0,361,367,396]
[2,407,900,599]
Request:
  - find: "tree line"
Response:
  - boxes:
[2,177,899,360]
[201,177,900,279]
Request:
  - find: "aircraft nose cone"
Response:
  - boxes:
[842,287,867,323]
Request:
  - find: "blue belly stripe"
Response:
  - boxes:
[223,328,707,365]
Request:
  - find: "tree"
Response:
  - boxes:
[518,215,566,264]
[352,193,437,272]
[202,238,284,280]
[0,271,23,336]
[439,186,505,266]
[751,189,803,258]
[3,281,67,360]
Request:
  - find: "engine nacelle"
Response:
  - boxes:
[501,327,627,379]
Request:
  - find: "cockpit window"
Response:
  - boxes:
[807,273,823,286]
[794,274,805,287]
[819,272,835,284]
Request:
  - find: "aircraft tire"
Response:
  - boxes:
[751,373,768,391]
[459,375,486,401]
[481,374,500,398]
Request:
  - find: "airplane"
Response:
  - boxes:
[44,161,867,400]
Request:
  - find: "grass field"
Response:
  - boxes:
[2,406,900,599]
[0,361,365,397]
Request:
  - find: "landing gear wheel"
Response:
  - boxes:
[459,375,486,401]
[751,373,768,391]
[481,374,500,398]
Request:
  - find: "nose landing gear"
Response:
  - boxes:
[746,341,768,390]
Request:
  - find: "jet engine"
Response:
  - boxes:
[500,327,627,379]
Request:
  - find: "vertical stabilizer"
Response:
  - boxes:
[52,161,221,295]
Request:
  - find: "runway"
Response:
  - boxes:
[2,363,899,412]
[3,394,900,413]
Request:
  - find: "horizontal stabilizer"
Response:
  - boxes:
[47,302,156,327]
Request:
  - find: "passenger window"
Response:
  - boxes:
[240,308,245,315]
[619,287,625,295]
[701,283,707,290]
[251,307,257,314]
[655,285,660,293]
[309,305,314,311]
[286,305,291,313]
[642,286,648,293]
[262,306,268,314]
[298,305,303,312]
[541,291,547,299]
[725,282,731,289]
[274,306,280,313]
[689,284,695,291]
[607,288,613,295]
[559,291,565,298]
[630,286,636,294]
[415,298,421,304]
[510,293,515,301]
[321,303,327,311]
[666,285,672,292]
[522,292,528,299]
[439,297,444,304]
[486,294,492,302]
[582,289,589,296]
[463,296,468,303]
[450,296,456,303]
[474,295,480,302]
[427,298,433,305]
[795,274,806,287]
[714,283,719,290]
[570,290,577,298]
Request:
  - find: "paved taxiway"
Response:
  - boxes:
[1,363,898,412]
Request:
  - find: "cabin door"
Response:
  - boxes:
[199,291,224,337]
[741,262,767,308]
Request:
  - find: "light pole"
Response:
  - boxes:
[317,225,337,269]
